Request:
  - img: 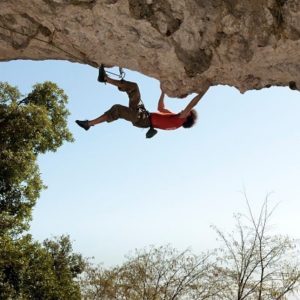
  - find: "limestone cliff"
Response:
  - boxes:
[0,0,299,96]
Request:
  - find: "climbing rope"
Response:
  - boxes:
[0,24,156,136]
[0,23,125,76]
[0,23,91,65]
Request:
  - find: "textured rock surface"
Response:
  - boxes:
[0,0,299,96]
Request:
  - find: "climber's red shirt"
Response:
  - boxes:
[150,112,186,130]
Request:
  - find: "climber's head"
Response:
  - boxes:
[182,109,197,128]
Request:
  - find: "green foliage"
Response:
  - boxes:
[0,82,21,104]
[25,81,73,153]
[0,81,84,299]
[0,234,85,300]
[43,235,86,295]
[0,81,73,234]
[80,201,300,300]
[81,246,217,300]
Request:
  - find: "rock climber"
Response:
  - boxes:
[75,65,210,138]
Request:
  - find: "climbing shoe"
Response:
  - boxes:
[146,127,158,139]
[75,120,90,131]
[97,64,107,83]
[289,81,297,90]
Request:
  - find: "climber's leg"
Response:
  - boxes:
[106,77,141,109]
[76,104,140,131]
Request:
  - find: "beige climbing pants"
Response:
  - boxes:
[104,80,151,128]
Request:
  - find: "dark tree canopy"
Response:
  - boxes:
[0,81,84,299]
[0,234,85,300]
[0,81,73,234]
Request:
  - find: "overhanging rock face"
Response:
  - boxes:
[0,0,299,97]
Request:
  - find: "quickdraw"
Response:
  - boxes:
[105,67,126,79]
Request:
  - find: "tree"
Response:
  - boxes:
[81,245,219,300]
[80,197,300,300]
[0,234,85,299]
[213,196,300,300]
[0,81,73,234]
[0,81,85,299]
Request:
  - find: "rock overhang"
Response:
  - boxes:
[0,0,299,97]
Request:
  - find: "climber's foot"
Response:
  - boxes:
[76,120,90,131]
[97,64,107,83]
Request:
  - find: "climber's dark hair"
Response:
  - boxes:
[182,109,198,128]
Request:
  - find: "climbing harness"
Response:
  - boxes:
[136,101,158,139]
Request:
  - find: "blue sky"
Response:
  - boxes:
[1,60,300,267]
